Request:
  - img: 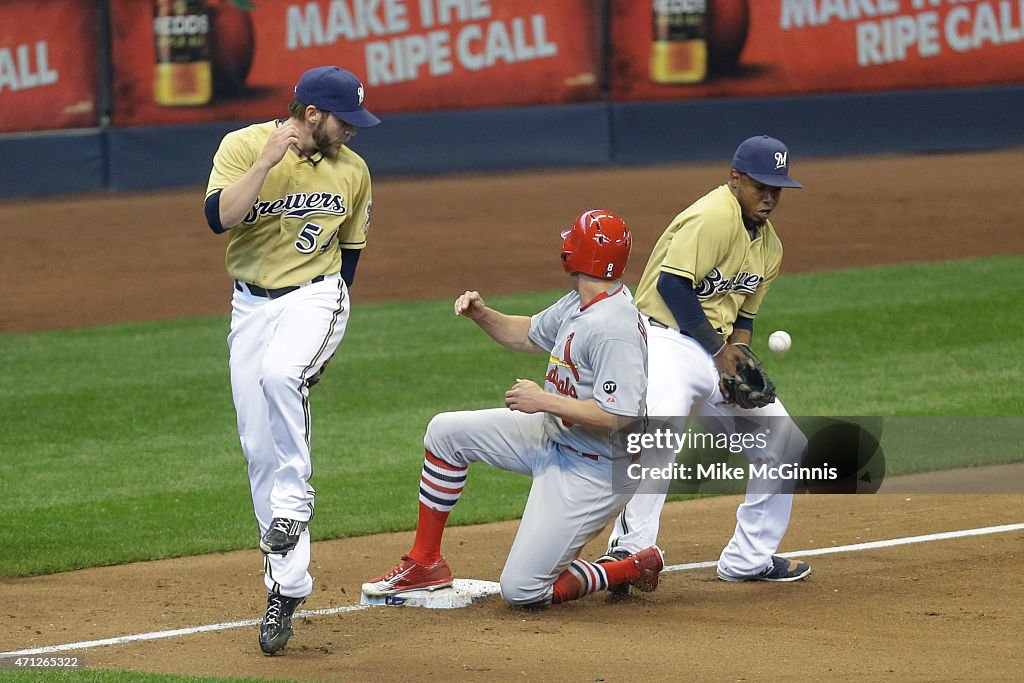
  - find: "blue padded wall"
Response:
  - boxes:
[103,102,611,192]
[2,86,1023,199]
[0,129,107,199]
[610,86,1024,165]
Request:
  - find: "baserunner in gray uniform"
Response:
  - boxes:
[363,210,665,608]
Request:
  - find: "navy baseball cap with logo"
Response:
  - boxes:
[294,66,381,128]
[731,135,803,188]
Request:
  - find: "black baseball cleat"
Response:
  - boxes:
[717,555,812,582]
[259,591,306,655]
[260,517,308,555]
[596,548,634,597]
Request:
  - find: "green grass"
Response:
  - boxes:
[0,255,1022,578]
[757,255,1024,415]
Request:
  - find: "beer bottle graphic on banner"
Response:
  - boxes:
[153,0,212,106]
[650,0,708,84]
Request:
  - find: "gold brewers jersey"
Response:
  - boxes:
[206,120,373,288]
[635,184,783,340]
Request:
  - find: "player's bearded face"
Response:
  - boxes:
[312,115,355,158]
[733,173,782,227]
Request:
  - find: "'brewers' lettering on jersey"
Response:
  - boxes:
[243,192,348,224]
[206,120,373,288]
[634,184,782,339]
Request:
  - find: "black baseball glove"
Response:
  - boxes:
[721,343,776,409]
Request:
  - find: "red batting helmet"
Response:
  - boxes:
[560,209,632,280]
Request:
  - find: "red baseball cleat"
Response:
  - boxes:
[628,546,665,593]
[362,555,454,596]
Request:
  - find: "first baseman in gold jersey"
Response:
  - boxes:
[204,66,379,655]
[602,136,814,585]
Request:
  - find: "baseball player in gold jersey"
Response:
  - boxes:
[204,66,379,655]
[601,135,813,584]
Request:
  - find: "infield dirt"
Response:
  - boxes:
[2,150,1023,681]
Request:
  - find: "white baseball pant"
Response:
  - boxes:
[424,409,636,606]
[609,325,807,578]
[228,274,349,597]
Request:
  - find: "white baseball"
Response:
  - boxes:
[768,330,792,354]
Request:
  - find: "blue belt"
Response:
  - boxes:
[235,275,326,299]
[647,316,696,338]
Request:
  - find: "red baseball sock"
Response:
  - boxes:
[601,555,640,587]
[552,560,613,604]
[407,450,466,565]
[408,503,449,565]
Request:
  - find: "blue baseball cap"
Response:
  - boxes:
[294,66,380,128]
[731,135,803,188]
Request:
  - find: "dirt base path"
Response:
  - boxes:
[4,489,1023,681]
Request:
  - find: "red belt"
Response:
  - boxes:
[560,443,600,461]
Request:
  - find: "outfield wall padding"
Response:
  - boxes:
[1,86,1022,199]
[0,130,107,199]
[609,86,1024,165]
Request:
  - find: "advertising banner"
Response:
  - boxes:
[110,0,600,126]
[610,0,1024,101]
[0,1,98,134]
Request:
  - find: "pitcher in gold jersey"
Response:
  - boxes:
[204,66,379,655]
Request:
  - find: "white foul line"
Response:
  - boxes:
[662,521,1024,572]
[3,521,1023,659]
[0,604,371,659]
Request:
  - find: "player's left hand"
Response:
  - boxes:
[454,290,486,319]
[719,344,777,409]
[505,378,547,413]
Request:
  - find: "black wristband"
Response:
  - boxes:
[733,315,754,333]
[688,318,726,356]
